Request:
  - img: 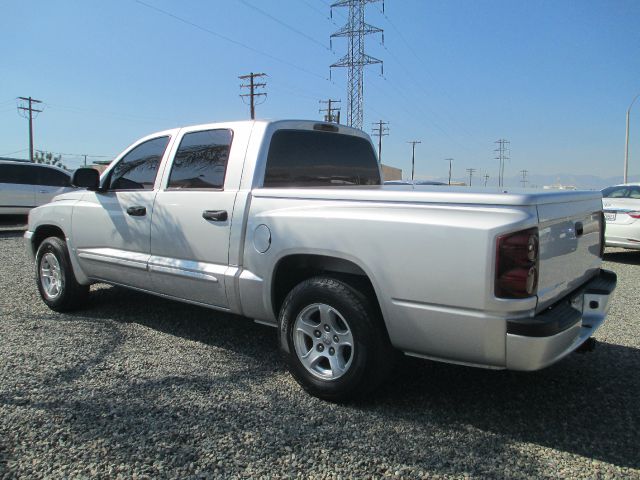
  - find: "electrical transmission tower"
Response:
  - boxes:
[17,96,43,162]
[319,99,341,123]
[371,120,389,163]
[466,168,477,186]
[445,158,454,185]
[494,139,510,187]
[483,173,490,187]
[239,72,267,119]
[407,140,421,181]
[520,169,528,188]
[329,0,384,130]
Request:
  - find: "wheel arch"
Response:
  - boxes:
[270,253,386,328]
[31,224,66,256]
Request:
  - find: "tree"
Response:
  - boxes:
[34,151,66,170]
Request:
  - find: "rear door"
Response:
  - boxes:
[72,135,173,289]
[0,163,36,214]
[35,166,72,206]
[149,127,237,308]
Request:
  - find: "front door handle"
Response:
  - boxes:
[126,206,146,216]
[202,210,228,221]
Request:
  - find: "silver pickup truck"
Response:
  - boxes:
[25,120,616,400]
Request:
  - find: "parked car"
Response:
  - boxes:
[25,120,615,401]
[601,183,640,250]
[0,160,74,215]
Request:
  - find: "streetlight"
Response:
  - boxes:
[624,93,640,183]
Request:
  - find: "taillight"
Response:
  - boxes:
[495,227,539,298]
[599,211,606,258]
[627,211,640,219]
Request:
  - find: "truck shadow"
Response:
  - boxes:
[70,284,639,470]
[604,249,640,265]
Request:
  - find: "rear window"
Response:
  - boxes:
[263,130,380,187]
[602,186,640,198]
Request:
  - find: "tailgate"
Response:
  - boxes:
[536,198,603,311]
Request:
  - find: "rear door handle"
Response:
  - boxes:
[126,206,146,216]
[202,210,228,221]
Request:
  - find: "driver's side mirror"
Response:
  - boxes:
[71,168,100,190]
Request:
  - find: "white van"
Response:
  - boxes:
[0,160,74,215]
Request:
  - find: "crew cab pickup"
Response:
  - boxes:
[25,120,616,400]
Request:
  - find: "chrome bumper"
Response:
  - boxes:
[506,269,617,371]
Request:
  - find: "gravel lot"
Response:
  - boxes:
[1,230,639,479]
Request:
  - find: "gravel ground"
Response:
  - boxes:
[0,230,639,479]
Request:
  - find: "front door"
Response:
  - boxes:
[72,135,172,290]
[149,128,234,308]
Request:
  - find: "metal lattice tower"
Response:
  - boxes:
[330,0,384,130]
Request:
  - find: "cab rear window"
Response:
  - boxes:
[263,130,380,187]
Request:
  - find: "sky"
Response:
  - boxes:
[1,0,639,186]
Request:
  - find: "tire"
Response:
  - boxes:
[279,276,395,401]
[35,236,89,312]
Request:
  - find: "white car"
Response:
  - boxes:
[602,183,640,250]
[0,160,74,215]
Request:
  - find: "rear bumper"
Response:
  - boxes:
[506,269,617,370]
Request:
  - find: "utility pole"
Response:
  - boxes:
[329,0,384,129]
[494,139,510,187]
[624,93,640,183]
[319,99,342,123]
[239,72,267,119]
[407,140,421,182]
[17,96,43,162]
[466,168,476,187]
[371,120,389,163]
[445,158,453,185]
[520,169,528,188]
[483,173,490,187]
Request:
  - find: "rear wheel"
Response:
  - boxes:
[279,276,395,401]
[35,236,89,311]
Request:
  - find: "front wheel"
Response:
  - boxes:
[35,236,89,312]
[279,276,395,401]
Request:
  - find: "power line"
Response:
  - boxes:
[237,0,331,52]
[374,5,486,148]
[494,139,510,187]
[371,120,389,163]
[330,0,384,130]
[0,148,29,157]
[17,96,43,162]
[407,140,421,181]
[134,0,327,81]
[320,99,341,123]
[239,72,267,119]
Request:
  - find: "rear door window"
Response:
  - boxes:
[263,130,380,187]
[37,167,71,187]
[108,136,170,190]
[167,129,232,189]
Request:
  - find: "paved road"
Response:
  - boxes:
[0,231,638,479]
